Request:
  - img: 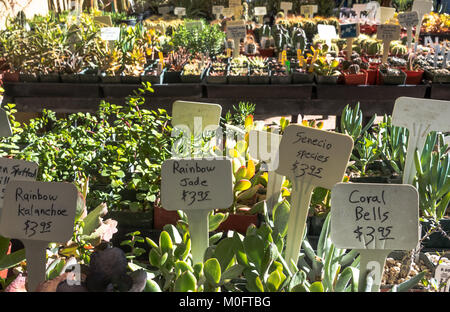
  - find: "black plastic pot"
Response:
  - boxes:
[163,70,181,83]
[60,74,80,83]
[315,74,339,85]
[77,73,99,83]
[121,75,141,84]
[270,73,292,84]
[101,75,122,84]
[19,73,39,82]
[292,71,314,84]
[421,218,450,249]
[39,73,60,83]
[249,69,270,84]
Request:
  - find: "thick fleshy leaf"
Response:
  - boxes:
[237,185,260,202]
[245,159,256,179]
[258,172,268,187]
[174,271,197,292]
[236,140,248,155]
[273,200,290,237]
[209,212,228,232]
[267,269,284,292]
[244,114,254,130]
[243,235,265,272]
[235,166,248,181]
[214,238,236,272]
[234,179,252,192]
[310,281,324,292]
[232,232,248,266]
[159,231,173,254]
[204,258,221,285]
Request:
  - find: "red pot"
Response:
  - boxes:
[0,242,12,279]
[343,70,368,85]
[153,206,179,230]
[216,213,260,234]
[2,71,19,82]
[366,67,378,85]
[259,48,275,57]
[402,69,424,85]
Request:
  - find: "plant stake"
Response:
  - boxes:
[330,183,419,291]
[392,97,450,185]
[276,125,353,271]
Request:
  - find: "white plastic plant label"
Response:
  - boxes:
[249,130,282,172]
[435,263,450,292]
[352,3,367,20]
[222,7,234,17]
[276,125,354,189]
[229,0,241,7]
[377,24,400,42]
[379,7,396,24]
[158,6,172,15]
[254,6,267,16]
[0,181,78,242]
[0,158,38,209]
[301,5,317,17]
[330,183,419,250]
[212,5,224,16]
[160,158,233,211]
[0,108,12,138]
[100,27,120,41]
[412,0,433,20]
[398,11,419,27]
[174,7,186,17]
[171,101,222,136]
[318,24,338,46]
[227,20,247,39]
[280,1,292,14]
[366,1,380,20]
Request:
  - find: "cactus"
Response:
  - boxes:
[291,27,307,51]
[348,63,361,74]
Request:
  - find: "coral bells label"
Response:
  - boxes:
[276,125,353,189]
[0,158,38,208]
[0,181,77,242]
[161,158,233,211]
[330,183,419,250]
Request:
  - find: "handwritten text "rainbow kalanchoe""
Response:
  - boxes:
[15,187,68,217]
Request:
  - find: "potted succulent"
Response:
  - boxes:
[99,48,123,84]
[180,60,208,83]
[164,48,190,83]
[248,56,270,84]
[228,55,249,84]
[313,55,341,84]
[121,47,146,84]
[341,63,368,85]
[206,59,228,84]
[379,64,407,85]
[269,58,292,84]
[141,62,165,85]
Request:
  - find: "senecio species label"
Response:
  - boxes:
[330,183,419,250]
[161,158,233,211]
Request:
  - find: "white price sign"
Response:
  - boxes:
[174,7,186,16]
[254,6,267,16]
[212,5,224,15]
[161,158,233,211]
[398,11,420,27]
[227,20,247,39]
[330,183,419,250]
[100,27,120,41]
[280,1,292,14]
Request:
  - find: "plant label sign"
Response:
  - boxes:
[172,101,222,137]
[366,1,380,21]
[254,6,267,16]
[212,5,224,19]
[280,2,292,15]
[398,11,419,51]
[301,5,318,18]
[392,97,450,185]
[276,125,353,271]
[100,27,120,41]
[379,7,396,24]
[352,3,367,21]
[161,158,233,264]
[330,182,419,292]
[412,0,433,47]
[222,7,234,18]
[93,15,113,27]
[174,7,186,18]
[158,6,172,16]
[434,263,450,292]
[229,0,241,7]
[0,108,12,138]
[249,130,284,213]
[377,24,400,63]
[330,183,419,250]
[340,23,360,60]
[227,20,246,57]
[0,158,38,210]
[0,181,77,291]
[161,158,233,211]
[318,24,338,47]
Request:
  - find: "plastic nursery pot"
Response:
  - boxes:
[121,75,141,84]
[270,73,292,84]
[39,73,61,83]
[343,70,368,85]
[424,69,450,83]
[2,71,20,82]
[0,242,12,279]
[366,67,378,85]
[77,73,99,83]
[206,68,228,84]
[420,218,450,249]
[379,70,407,85]
[292,70,315,84]
[402,69,424,85]
[163,70,182,83]
[141,68,165,85]
[100,74,122,84]
[180,68,206,83]
[153,205,180,230]
[227,72,249,84]
[60,74,80,83]
[19,73,39,82]
[315,74,339,85]
[259,48,275,57]
[249,69,270,84]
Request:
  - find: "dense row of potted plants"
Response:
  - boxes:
[0,10,448,86]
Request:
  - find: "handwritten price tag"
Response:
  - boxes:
[435,263,450,292]
[280,2,292,14]
[276,125,353,189]
[212,5,224,15]
[161,158,233,211]
[330,183,419,250]
[227,20,246,38]
[0,158,38,209]
[100,27,120,41]
[254,6,267,16]
[398,11,419,27]
[174,7,186,17]
[0,181,77,241]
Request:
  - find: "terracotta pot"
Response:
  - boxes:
[342,70,368,85]
[0,242,12,279]
[216,213,260,235]
[2,71,19,82]
[153,205,180,230]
